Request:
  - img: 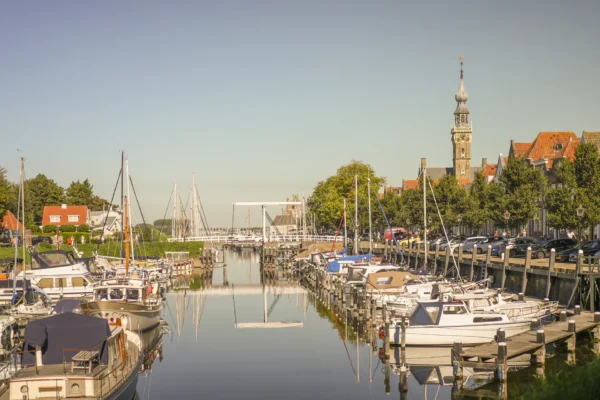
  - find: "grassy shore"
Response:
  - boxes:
[0,241,204,263]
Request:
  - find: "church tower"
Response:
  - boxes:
[451,56,472,181]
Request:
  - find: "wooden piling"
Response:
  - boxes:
[443,246,451,276]
[546,249,555,299]
[502,246,510,291]
[484,246,492,280]
[470,244,477,281]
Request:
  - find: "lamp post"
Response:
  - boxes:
[457,213,463,236]
[577,204,585,241]
[504,210,511,237]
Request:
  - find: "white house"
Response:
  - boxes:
[90,210,123,236]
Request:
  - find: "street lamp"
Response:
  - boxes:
[577,204,585,241]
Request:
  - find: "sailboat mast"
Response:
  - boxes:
[125,159,135,262]
[422,158,427,269]
[343,198,347,250]
[354,174,358,256]
[368,171,372,255]
[20,158,25,275]
[124,196,130,275]
[120,151,125,235]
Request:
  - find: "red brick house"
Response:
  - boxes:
[42,205,90,227]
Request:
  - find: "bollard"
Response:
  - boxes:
[575,305,581,315]
[530,319,539,330]
[543,297,549,304]
[560,311,567,322]
[496,328,506,343]
[595,312,600,323]
[497,342,508,364]
[518,292,525,301]
[536,329,545,344]
[568,320,576,333]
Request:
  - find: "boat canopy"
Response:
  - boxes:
[53,299,84,314]
[23,313,111,365]
[366,271,415,290]
[325,253,372,273]
[409,302,444,326]
[31,250,77,269]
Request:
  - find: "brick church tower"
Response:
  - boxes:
[451,57,472,181]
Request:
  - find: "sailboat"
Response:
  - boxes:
[81,156,162,332]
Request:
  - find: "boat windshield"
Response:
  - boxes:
[33,252,75,268]
[409,303,442,326]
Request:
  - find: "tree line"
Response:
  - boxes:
[307,144,600,238]
[0,167,111,230]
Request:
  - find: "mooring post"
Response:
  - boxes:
[568,250,584,307]
[457,244,464,266]
[496,342,508,383]
[575,304,581,315]
[546,249,555,300]
[593,312,600,355]
[484,246,492,280]
[567,319,577,365]
[496,328,506,343]
[522,247,532,294]
[400,315,407,366]
[534,329,546,376]
[559,310,567,322]
[470,244,477,281]
[452,341,464,380]
[444,246,451,276]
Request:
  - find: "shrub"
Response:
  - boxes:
[43,225,59,234]
[59,225,76,233]
[61,232,90,244]
[78,224,91,232]
[28,225,42,233]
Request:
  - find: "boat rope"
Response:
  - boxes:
[375,190,404,264]
[267,294,282,318]
[330,180,356,254]
[328,293,357,377]
[96,167,122,249]
[427,179,461,279]
[231,283,238,325]
[129,174,159,257]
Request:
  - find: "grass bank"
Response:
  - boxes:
[0,241,204,263]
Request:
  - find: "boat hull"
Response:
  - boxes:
[389,321,531,346]
[104,360,140,400]
[82,301,162,332]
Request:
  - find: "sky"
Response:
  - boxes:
[2,1,600,227]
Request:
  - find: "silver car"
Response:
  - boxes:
[462,236,493,253]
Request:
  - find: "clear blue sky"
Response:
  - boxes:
[2,1,599,227]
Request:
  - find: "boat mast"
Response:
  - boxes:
[422,158,427,270]
[125,159,135,262]
[12,157,25,295]
[354,174,358,256]
[343,198,347,250]
[124,196,130,275]
[368,170,372,256]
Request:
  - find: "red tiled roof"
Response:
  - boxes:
[1,211,24,231]
[525,132,580,162]
[402,180,419,190]
[513,143,532,157]
[482,164,498,177]
[42,205,89,226]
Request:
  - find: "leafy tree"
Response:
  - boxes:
[497,157,546,230]
[0,167,11,217]
[153,219,173,234]
[430,174,469,231]
[26,174,65,224]
[307,161,385,232]
[43,225,60,234]
[545,144,600,238]
[462,172,489,232]
[65,179,94,206]
[78,224,91,232]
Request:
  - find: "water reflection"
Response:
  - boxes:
[136,249,539,399]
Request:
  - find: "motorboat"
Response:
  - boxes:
[388,300,531,346]
[8,286,53,319]
[17,250,97,299]
[0,313,142,400]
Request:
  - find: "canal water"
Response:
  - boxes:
[134,249,571,399]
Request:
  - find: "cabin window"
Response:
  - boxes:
[72,277,85,287]
[126,289,140,301]
[474,299,490,308]
[443,305,467,315]
[96,289,108,300]
[425,306,441,323]
[473,316,503,323]
[109,289,124,300]
[37,278,54,289]
[57,278,66,288]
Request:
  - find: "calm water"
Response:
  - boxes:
[135,250,533,399]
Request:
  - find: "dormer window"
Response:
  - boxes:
[554,142,563,152]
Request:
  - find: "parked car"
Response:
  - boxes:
[463,236,498,254]
[511,238,578,259]
[32,236,53,246]
[452,236,487,254]
[556,245,582,263]
[498,237,539,257]
[568,240,600,263]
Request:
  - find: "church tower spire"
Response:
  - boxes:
[451,56,473,181]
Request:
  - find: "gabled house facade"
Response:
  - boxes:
[42,205,90,227]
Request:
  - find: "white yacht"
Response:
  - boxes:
[18,251,97,299]
[388,300,531,346]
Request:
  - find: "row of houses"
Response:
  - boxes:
[1,204,123,236]
[385,131,600,239]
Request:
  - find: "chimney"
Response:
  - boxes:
[421,158,427,171]
[482,158,487,168]
[61,204,67,210]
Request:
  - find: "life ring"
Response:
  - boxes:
[147,284,153,294]
[378,327,385,340]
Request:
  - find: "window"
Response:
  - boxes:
[443,305,467,314]
[37,278,54,289]
[473,316,503,323]
[72,277,85,287]
[57,278,66,288]
[110,289,124,300]
[461,169,465,176]
[50,215,60,223]
[425,306,441,323]
[68,215,79,223]
[460,148,465,158]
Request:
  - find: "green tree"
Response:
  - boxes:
[497,157,546,230]
[463,172,489,232]
[26,174,65,224]
[307,161,386,232]
[65,179,94,206]
[0,167,11,217]
[430,174,469,231]
[545,144,600,238]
